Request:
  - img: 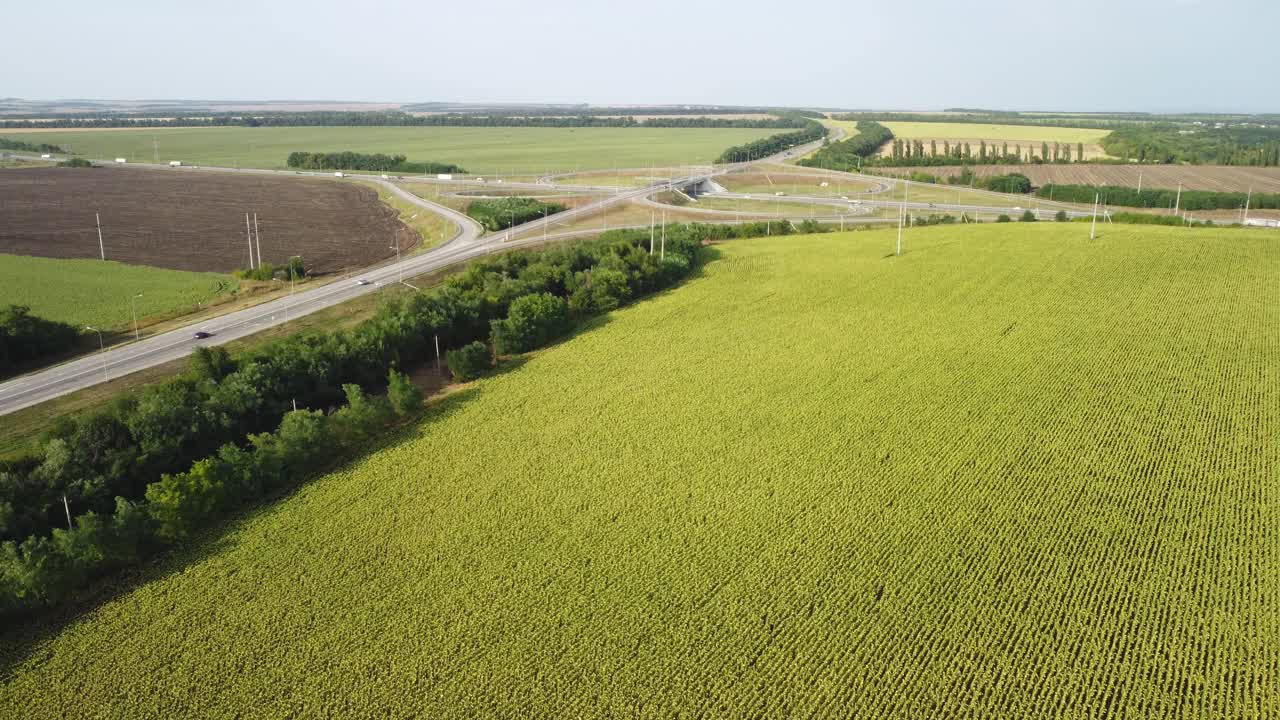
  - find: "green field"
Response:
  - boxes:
[7,127,778,175]
[882,121,1110,148]
[0,254,236,330]
[3,224,1276,717]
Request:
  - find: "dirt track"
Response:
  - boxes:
[0,167,415,273]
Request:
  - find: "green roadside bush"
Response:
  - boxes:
[446,342,491,381]
[491,293,571,354]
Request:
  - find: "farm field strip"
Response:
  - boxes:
[0,167,412,274]
[4,126,780,175]
[0,254,237,330]
[870,163,1280,194]
[881,121,1110,144]
[716,172,884,197]
[3,224,1275,717]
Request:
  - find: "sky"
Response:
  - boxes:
[4,0,1278,113]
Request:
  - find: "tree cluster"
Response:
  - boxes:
[716,121,827,163]
[980,174,1033,194]
[285,151,466,175]
[0,137,66,153]
[1035,183,1280,211]
[797,121,894,172]
[466,197,567,232]
[1101,126,1280,166]
[0,306,80,379]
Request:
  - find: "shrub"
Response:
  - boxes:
[996,214,1012,223]
[568,268,631,314]
[492,293,571,354]
[387,369,423,416]
[1020,210,1037,222]
[446,341,491,381]
[1055,210,1069,222]
[58,157,93,168]
[983,174,1032,194]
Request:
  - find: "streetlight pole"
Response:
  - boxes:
[131,293,143,340]
[85,326,107,381]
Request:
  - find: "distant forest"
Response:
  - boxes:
[0,111,816,130]
[1101,126,1280,166]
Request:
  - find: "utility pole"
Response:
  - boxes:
[897,182,908,257]
[131,293,143,340]
[649,211,655,254]
[86,326,107,382]
[1136,170,1142,195]
[434,334,442,373]
[245,213,255,268]
[1243,186,1252,224]
[253,213,263,268]
[1090,193,1099,240]
[660,210,666,260]
[62,495,73,530]
[96,212,105,260]
[1173,183,1181,216]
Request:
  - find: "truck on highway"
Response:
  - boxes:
[436,173,453,180]
[169,160,182,167]
[114,158,127,164]
[40,153,51,159]
[334,172,345,178]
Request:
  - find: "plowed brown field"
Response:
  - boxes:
[0,167,414,273]
[870,164,1280,193]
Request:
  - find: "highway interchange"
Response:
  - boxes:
[0,130,1095,415]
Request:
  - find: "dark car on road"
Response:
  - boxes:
[193,331,212,339]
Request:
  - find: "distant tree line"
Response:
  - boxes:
[0,224,748,618]
[1035,183,1280,211]
[0,112,816,131]
[872,138,1087,166]
[0,137,66,153]
[1101,126,1280,166]
[285,151,466,175]
[466,197,567,232]
[402,104,828,118]
[716,119,827,163]
[833,112,1138,131]
[797,121,894,172]
[0,306,79,379]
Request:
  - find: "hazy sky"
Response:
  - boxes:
[5,0,1277,112]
